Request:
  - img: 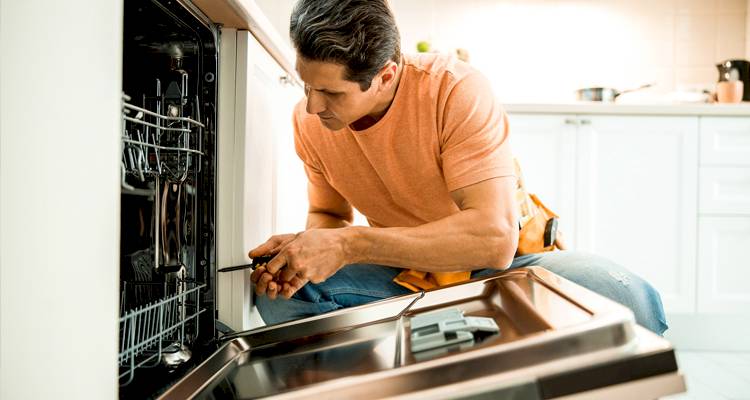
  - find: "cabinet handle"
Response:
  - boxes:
[580,119,591,125]
[279,75,292,86]
[564,118,579,125]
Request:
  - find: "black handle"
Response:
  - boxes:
[544,217,558,248]
[217,254,276,273]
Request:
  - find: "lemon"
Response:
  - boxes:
[416,41,431,53]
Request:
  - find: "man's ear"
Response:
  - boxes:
[377,61,398,91]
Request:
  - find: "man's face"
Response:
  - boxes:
[296,56,379,131]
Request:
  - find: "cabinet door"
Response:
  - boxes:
[700,117,750,167]
[507,114,578,248]
[575,116,698,313]
[217,29,299,330]
[699,167,750,215]
[273,78,307,235]
[698,217,750,313]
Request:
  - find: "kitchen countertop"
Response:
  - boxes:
[503,102,750,116]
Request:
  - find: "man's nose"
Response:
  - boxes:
[305,90,326,115]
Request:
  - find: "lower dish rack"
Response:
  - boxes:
[119,282,207,386]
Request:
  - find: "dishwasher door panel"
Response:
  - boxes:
[160,267,684,399]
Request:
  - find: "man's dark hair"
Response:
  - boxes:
[290,0,401,91]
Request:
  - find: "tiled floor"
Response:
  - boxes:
[664,351,750,400]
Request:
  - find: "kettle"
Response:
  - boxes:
[716,59,750,101]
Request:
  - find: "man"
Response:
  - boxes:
[248,0,667,334]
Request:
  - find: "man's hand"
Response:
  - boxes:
[248,233,297,259]
[248,229,350,299]
[250,265,308,299]
[268,228,350,284]
[249,233,298,299]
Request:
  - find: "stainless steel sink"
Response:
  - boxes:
[159,267,685,399]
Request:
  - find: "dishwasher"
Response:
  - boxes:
[117,0,686,398]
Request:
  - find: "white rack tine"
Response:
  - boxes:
[157,294,164,354]
[120,317,129,358]
[179,291,186,343]
[148,304,156,348]
[134,309,142,356]
[129,310,136,360]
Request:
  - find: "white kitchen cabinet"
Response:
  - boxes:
[508,113,699,314]
[1,0,122,398]
[698,217,750,313]
[507,110,750,349]
[699,116,750,166]
[507,114,578,248]
[699,167,750,214]
[274,82,308,235]
[696,117,750,316]
[575,116,699,314]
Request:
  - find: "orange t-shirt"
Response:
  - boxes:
[292,53,515,290]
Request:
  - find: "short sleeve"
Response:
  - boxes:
[438,72,515,191]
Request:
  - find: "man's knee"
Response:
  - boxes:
[517,251,668,335]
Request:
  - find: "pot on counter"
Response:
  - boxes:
[575,83,653,102]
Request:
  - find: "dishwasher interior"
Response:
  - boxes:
[118,0,219,397]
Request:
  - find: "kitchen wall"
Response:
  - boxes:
[256,0,748,103]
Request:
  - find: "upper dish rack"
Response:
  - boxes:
[121,93,205,184]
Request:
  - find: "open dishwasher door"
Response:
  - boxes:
[159,267,685,400]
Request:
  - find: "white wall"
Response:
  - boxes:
[0,0,122,398]
[256,0,748,103]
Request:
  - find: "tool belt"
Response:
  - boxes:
[514,158,566,255]
[393,158,565,292]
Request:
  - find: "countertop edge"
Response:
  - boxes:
[192,0,301,88]
[503,103,750,116]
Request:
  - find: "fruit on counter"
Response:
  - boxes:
[416,40,431,53]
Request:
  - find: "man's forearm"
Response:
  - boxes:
[307,211,352,229]
[344,209,518,272]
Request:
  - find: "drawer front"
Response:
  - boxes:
[700,117,750,166]
[698,217,750,313]
[699,167,750,215]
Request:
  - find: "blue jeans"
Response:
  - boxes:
[254,251,668,335]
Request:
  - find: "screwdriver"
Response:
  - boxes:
[217,254,275,273]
